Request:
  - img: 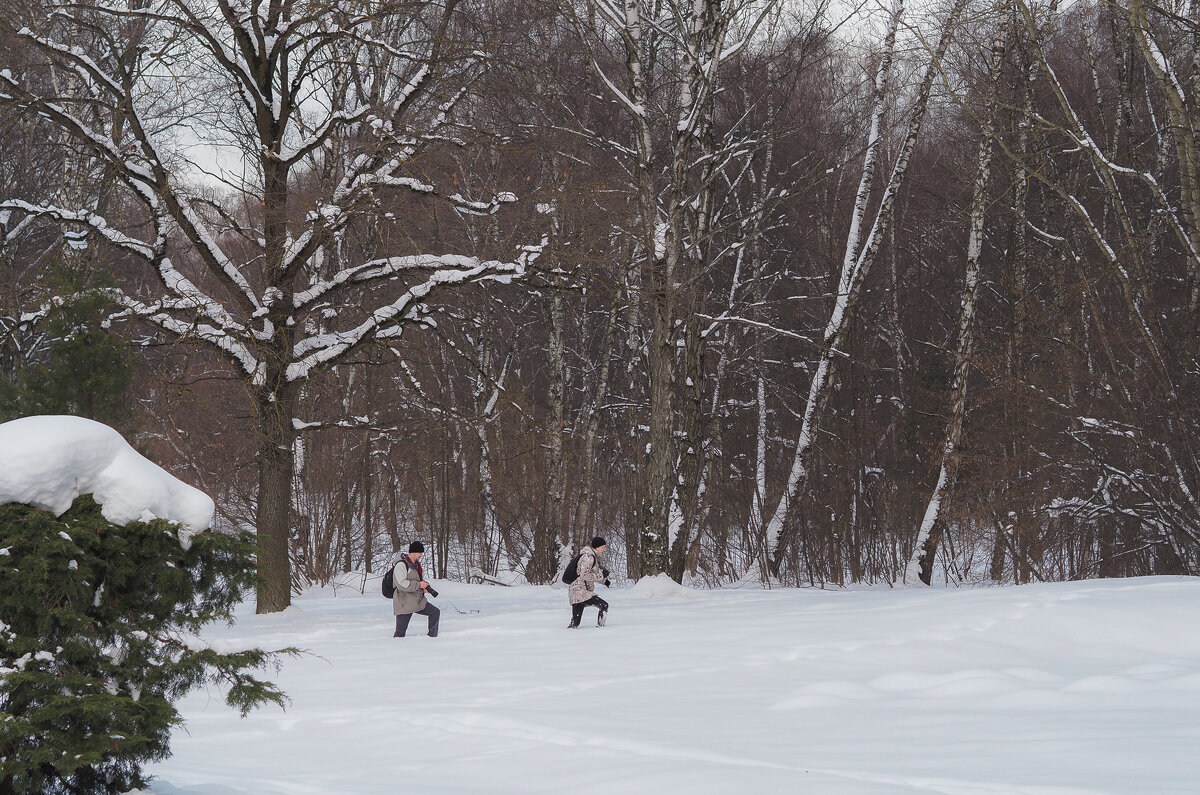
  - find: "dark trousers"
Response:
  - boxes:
[569,595,609,627]
[394,603,440,637]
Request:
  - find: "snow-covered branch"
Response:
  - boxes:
[287,242,544,382]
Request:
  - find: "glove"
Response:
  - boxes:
[602,568,610,577]
[604,579,611,588]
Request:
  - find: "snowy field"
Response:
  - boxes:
[144,576,1200,795]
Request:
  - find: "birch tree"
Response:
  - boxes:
[1002,0,1200,573]
[755,0,969,579]
[905,13,1009,585]
[1126,0,1200,315]
[565,0,778,576]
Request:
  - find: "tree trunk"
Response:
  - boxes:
[763,0,966,579]
[254,389,296,613]
[1128,0,1200,315]
[363,435,373,574]
[669,316,705,580]
[530,272,567,582]
[755,1,906,578]
[639,281,676,576]
[473,330,508,577]
[757,0,944,578]
[572,300,621,548]
[997,10,1034,584]
[905,18,1006,585]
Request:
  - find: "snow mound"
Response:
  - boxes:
[628,573,698,599]
[0,415,214,541]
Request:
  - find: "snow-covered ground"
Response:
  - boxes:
[145,576,1200,795]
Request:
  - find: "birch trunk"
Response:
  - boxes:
[529,271,567,582]
[757,0,968,578]
[573,0,773,577]
[755,0,904,578]
[474,336,508,577]
[1021,2,1200,550]
[994,11,1035,583]
[904,21,1007,585]
[1128,0,1200,314]
[363,434,373,574]
[669,316,705,580]
[572,300,622,546]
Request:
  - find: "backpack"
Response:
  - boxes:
[382,562,397,598]
[561,553,583,585]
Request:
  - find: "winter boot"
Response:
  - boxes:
[597,609,607,627]
[568,604,584,629]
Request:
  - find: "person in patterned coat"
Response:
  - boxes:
[568,536,610,628]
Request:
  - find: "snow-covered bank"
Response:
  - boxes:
[147,577,1200,794]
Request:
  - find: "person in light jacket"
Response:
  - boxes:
[568,536,610,628]
[392,541,440,637]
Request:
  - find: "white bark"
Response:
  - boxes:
[757,0,968,577]
[904,18,1008,587]
[569,0,780,576]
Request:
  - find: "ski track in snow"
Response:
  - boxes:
[144,577,1200,794]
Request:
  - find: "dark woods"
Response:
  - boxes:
[1,0,1197,606]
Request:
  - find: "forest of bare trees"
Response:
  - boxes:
[2,0,1198,610]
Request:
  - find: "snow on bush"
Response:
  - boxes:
[0,415,214,543]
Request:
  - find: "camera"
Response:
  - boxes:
[425,585,439,598]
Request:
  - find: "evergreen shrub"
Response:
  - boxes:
[0,496,294,794]
[0,291,135,431]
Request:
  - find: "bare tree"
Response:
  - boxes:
[906,11,1010,585]
[563,0,779,576]
[0,0,539,611]
[756,0,969,579]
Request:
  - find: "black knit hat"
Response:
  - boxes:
[591,536,606,548]
[408,541,425,553]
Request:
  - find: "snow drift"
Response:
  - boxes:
[0,415,214,537]
[629,572,700,598]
